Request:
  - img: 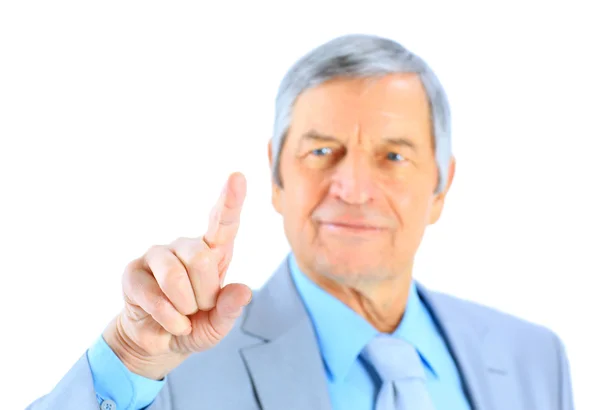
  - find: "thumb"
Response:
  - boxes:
[208,283,252,338]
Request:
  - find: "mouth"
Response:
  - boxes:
[318,221,386,235]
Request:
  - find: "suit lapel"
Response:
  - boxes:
[240,259,332,410]
[418,285,509,410]
[238,261,512,410]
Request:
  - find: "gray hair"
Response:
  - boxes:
[271,34,452,194]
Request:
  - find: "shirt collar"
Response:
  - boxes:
[289,254,377,382]
[391,280,439,377]
[288,254,442,382]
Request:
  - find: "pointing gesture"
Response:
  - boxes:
[204,172,247,275]
[105,172,252,380]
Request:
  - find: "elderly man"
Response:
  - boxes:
[29,34,573,410]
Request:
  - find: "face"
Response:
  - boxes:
[270,73,454,285]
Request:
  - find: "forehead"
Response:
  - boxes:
[289,73,431,139]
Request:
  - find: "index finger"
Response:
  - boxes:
[203,172,247,249]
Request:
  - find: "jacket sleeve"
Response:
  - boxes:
[25,350,173,410]
[25,354,104,410]
[555,333,574,410]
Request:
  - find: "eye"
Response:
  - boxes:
[386,152,405,162]
[311,147,333,156]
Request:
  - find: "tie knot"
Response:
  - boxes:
[361,336,426,382]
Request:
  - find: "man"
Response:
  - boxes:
[28,34,574,410]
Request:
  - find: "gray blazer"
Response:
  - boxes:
[28,260,574,410]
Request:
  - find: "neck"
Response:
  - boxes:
[303,262,413,333]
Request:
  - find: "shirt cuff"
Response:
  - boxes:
[87,335,165,410]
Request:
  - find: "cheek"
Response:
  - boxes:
[281,173,324,232]
[389,181,435,228]
[284,156,328,204]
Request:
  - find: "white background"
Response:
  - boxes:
[1,1,598,408]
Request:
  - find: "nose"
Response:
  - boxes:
[329,149,375,205]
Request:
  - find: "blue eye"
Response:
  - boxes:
[311,147,332,156]
[386,152,405,162]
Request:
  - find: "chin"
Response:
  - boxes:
[312,250,395,282]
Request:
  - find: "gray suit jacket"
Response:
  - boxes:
[28,259,574,410]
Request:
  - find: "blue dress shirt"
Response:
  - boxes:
[288,254,471,410]
[87,253,471,409]
[87,336,164,409]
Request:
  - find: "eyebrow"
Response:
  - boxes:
[383,137,418,152]
[299,130,418,152]
[300,130,340,143]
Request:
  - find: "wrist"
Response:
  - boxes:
[103,314,187,380]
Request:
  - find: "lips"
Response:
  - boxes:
[312,209,391,234]
[322,221,382,230]
[318,221,386,234]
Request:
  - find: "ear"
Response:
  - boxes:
[268,140,283,215]
[428,156,456,225]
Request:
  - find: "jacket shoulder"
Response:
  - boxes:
[426,289,566,372]
[426,288,573,407]
[426,289,559,339]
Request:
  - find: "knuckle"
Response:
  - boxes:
[123,258,142,281]
[121,265,141,294]
[123,259,137,274]
[146,244,167,255]
[144,244,168,265]
[170,236,192,248]
[160,265,189,289]
[191,251,214,272]
[172,236,208,257]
